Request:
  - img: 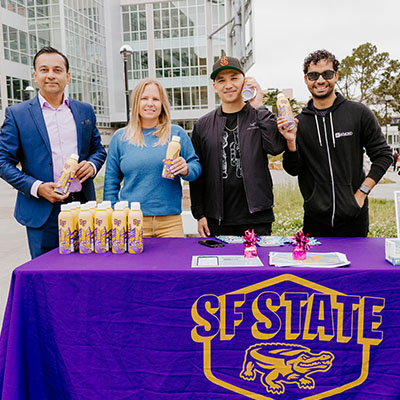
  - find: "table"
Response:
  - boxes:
[0,237,399,400]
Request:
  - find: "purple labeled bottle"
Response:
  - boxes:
[128,202,143,254]
[276,93,296,130]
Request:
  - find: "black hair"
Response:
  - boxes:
[303,49,340,75]
[33,47,69,72]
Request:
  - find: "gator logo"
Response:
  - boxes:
[240,343,334,395]
[220,56,229,66]
[191,274,385,399]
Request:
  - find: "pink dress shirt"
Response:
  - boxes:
[31,93,86,197]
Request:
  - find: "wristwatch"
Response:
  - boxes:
[359,185,371,196]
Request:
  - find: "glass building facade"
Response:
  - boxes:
[1,0,27,16]
[27,0,109,126]
[1,0,253,131]
[120,0,233,129]
[1,0,109,126]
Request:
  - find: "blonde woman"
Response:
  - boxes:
[103,78,201,237]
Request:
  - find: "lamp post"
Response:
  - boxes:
[23,85,35,100]
[119,44,133,123]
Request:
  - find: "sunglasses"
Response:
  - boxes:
[306,70,336,81]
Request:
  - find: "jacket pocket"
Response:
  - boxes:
[334,184,362,219]
[303,182,332,217]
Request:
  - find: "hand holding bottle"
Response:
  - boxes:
[162,136,181,179]
[243,77,264,108]
[39,182,69,203]
[74,161,95,183]
[277,116,298,152]
[171,156,188,177]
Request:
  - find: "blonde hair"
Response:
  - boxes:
[122,78,171,147]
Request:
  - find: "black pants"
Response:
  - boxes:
[207,220,272,237]
[303,210,369,238]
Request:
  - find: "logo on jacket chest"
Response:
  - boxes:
[335,131,353,139]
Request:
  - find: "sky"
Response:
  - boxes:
[247,0,400,102]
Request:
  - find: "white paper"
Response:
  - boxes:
[269,252,350,268]
[192,255,263,268]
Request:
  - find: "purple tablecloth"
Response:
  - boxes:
[0,237,399,399]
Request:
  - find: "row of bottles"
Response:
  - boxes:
[58,201,143,254]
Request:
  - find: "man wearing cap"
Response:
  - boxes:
[190,56,290,237]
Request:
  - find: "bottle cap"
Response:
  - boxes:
[60,204,70,211]
[277,93,285,99]
[70,153,79,161]
[119,201,129,208]
[87,201,97,208]
[102,200,112,208]
[171,136,181,143]
[130,202,141,210]
[69,201,81,209]
[80,203,92,211]
[97,203,108,210]
[114,202,125,211]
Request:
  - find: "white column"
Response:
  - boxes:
[146,3,155,79]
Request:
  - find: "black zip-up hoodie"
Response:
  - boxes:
[283,93,392,226]
[190,103,286,221]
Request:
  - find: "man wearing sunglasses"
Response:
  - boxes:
[279,49,392,237]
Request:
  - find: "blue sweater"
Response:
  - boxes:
[103,125,201,216]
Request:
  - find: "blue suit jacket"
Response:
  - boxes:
[0,95,106,228]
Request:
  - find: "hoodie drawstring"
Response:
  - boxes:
[314,115,322,146]
[330,113,336,148]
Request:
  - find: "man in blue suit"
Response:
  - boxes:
[0,47,106,258]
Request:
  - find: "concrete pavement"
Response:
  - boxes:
[0,169,398,328]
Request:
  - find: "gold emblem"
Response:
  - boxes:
[220,56,228,66]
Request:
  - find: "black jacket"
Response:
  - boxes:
[283,93,392,225]
[190,103,286,221]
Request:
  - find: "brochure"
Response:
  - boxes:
[269,252,350,268]
[216,235,321,247]
[192,255,263,268]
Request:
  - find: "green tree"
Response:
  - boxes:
[337,43,390,104]
[263,90,302,115]
[373,59,400,116]
[263,89,279,113]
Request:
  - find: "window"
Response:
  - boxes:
[2,0,26,16]
[3,25,31,65]
[6,76,31,105]
[155,46,206,78]
[153,1,205,39]
[127,51,149,83]
[121,4,147,42]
